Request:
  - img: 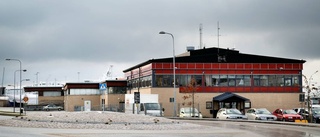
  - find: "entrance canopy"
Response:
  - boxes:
[213,92,250,102]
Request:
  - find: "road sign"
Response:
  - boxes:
[134,92,140,104]
[299,94,305,102]
[23,96,29,103]
[99,83,107,90]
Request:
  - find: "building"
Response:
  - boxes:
[63,80,127,111]
[123,47,305,117]
[24,86,64,106]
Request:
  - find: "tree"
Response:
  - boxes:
[181,76,199,116]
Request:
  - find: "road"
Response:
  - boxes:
[1,115,320,137]
[182,119,320,137]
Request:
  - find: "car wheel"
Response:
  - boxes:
[282,118,286,122]
[255,117,259,120]
[46,109,49,111]
[58,108,61,111]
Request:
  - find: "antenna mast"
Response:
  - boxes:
[199,24,203,49]
[217,21,220,53]
[1,67,5,87]
[106,65,113,80]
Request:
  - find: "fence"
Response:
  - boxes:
[74,103,125,112]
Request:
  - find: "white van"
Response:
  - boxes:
[139,103,164,117]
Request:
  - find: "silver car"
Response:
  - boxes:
[246,108,277,120]
[216,108,247,120]
[43,104,63,111]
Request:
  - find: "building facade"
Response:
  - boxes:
[63,81,127,111]
[123,47,305,117]
[24,86,64,106]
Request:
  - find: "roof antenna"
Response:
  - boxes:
[217,21,220,54]
[199,23,203,49]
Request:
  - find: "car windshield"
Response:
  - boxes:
[283,110,297,114]
[226,109,242,114]
[313,109,320,115]
[183,108,199,113]
[256,109,271,114]
[144,103,160,110]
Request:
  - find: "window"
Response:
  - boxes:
[194,75,202,86]
[212,75,219,86]
[244,75,251,86]
[276,75,284,86]
[292,75,299,86]
[43,91,61,96]
[268,75,276,86]
[253,75,260,86]
[236,75,244,86]
[163,75,172,87]
[284,75,292,86]
[205,75,212,86]
[260,75,269,86]
[109,87,127,94]
[228,75,236,86]
[70,89,100,95]
[220,75,228,86]
[180,75,188,86]
[155,75,163,87]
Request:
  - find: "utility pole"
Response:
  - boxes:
[199,24,203,49]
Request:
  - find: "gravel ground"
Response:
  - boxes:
[0,111,211,130]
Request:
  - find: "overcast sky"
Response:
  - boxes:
[1,0,320,87]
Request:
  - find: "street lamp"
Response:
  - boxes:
[13,69,27,112]
[159,31,176,117]
[6,58,23,115]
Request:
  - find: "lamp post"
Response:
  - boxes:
[35,72,39,87]
[13,69,27,112]
[159,31,176,117]
[6,58,23,115]
[308,70,318,123]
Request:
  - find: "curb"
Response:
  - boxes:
[0,111,24,117]
[169,117,320,128]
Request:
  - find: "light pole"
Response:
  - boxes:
[159,31,176,117]
[13,69,27,112]
[308,70,318,123]
[6,58,23,115]
[35,72,39,86]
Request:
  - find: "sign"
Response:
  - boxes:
[134,92,140,104]
[99,83,107,90]
[299,94,305,102]
[23,96,29,103]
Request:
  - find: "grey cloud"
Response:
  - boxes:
[1,0,320,86]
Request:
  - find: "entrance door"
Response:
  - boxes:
[84,100,91,111]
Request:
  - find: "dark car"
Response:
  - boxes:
[312,109,320,123]
[272,108,302,122]
[293,108,309,119]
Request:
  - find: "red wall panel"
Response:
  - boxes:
[204,64,211,69]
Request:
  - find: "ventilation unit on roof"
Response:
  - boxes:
[186,46,195,51]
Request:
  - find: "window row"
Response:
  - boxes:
[129,76,152,89]
[129,74,300,88]
[154,75,300,87]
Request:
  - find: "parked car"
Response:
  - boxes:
[43,104,63,111]
[179,107,203,118]
[311,109,320,123]
[272,109,303,122]
[246,108,277,121]
[293,108,309,119]
[216,108,247,120]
